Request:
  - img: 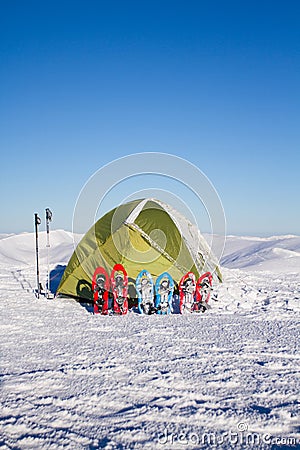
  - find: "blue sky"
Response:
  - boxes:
[0,1,299,235]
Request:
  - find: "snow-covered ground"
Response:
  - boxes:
[1,231,299,449]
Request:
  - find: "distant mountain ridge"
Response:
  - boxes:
[0,230,299,273]
[221,234,300,273]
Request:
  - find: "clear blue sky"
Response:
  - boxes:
[0,1,299,235]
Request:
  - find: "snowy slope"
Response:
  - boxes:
[0,231,299,449]
[0,234,14,240]
[0,230,82,267]
[221,235,300,273]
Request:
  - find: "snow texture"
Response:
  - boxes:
[1,231,299,449]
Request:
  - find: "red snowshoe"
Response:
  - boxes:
[194,272,213,313]
[111,264,128,315]
[179,272,196,314]
[92,267,110,315]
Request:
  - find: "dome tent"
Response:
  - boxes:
[57,198,222,302]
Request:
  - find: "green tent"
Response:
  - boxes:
[57,198,221,301]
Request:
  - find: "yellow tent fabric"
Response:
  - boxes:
[57,198,221,301]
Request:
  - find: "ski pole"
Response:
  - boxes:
[34,213,41,298]
[45,208,52,298]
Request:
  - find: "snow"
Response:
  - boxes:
[0,234,14,241]
[1,231,299,449]
[0,230,82,267]
[220,234,300,273]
